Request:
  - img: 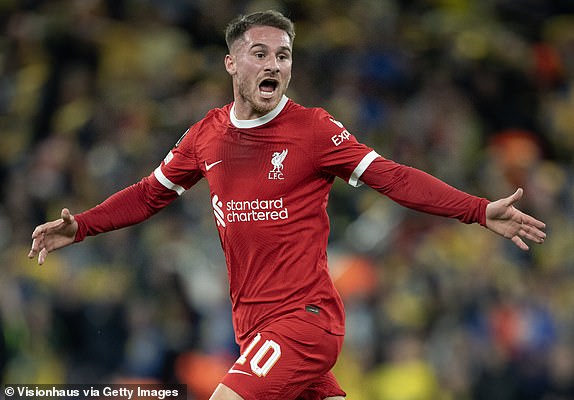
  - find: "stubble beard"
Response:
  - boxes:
[236,77,286,118]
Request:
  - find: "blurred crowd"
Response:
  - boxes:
[1,0,574,399]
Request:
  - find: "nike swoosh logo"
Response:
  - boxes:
[205,160,223,171]
[228,368,252,376]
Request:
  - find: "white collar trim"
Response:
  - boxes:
[230,95,289,128]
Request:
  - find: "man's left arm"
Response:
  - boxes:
[360,157,546,250]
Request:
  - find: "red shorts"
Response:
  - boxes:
[221,312,346,400]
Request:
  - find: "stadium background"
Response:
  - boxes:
[1,0,574,398]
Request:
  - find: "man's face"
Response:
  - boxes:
[225,25,292,119]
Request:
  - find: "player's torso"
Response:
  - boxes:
[179,101,354,340]
[195,106,331,233]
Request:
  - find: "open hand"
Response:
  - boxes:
[28,208,78,265]
[485,188,546,251]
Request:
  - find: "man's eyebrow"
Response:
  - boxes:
[250,43,292,53]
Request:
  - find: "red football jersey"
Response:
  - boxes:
[74,95,488,344]
[154,96,376,342]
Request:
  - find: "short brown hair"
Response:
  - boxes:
[225,10,295,50]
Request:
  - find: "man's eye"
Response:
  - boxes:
[255,53,265,58]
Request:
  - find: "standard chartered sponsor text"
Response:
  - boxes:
[226,197,288,222]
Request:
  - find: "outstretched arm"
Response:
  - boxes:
[28,208,78,265]
[28,174,179,265]
[485,188,546,250]
[360,157,546,250]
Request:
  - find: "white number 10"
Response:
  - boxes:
[236,333,282,377]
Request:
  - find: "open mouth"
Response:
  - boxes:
[259,79,278,98]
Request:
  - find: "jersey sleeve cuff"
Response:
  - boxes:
[74,214,88,243]
[478,198,490,227]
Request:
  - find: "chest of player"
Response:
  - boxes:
[197,128,317,198]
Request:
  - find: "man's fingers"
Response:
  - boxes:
[28,240,47,265]
[515,220,546,247]
[526,227,546,243]
[38,248,48,265]
[29,208,74,265]
[504,188,523,207]
[29,226,49,263]
[512,235,529,251]
[61,208,72,223]
[28,235,42,259]
[487,188,547,251]
[519,214,547,241]
[526,215,546,230]
[30,242,48,265]
[525,221,547,241]
[31,224,45,239]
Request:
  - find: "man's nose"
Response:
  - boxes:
[265,56,280,72]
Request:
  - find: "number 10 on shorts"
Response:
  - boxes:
[235,333,282,377]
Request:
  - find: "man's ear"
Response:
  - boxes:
[224,54,236,75]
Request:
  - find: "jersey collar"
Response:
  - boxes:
[230,95,289,129]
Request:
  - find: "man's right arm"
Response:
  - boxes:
[74,173,179,242]
[29,173,179,265]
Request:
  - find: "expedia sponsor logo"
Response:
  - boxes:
[211,195,289,226]
[331,129,351,146]
[329,118,351,146]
